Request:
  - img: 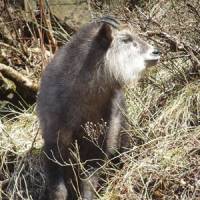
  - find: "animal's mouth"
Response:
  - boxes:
[145,58,160,68]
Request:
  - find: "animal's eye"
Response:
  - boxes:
[121,36,132,43]
[132,41,138,47]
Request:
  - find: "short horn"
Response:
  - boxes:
[97,16,120,29]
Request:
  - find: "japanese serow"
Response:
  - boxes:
[37,16,160,200]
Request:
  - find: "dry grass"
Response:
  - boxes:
[0,0,200,199]
[1,58,199,199]
[0,105,44,200]
[102,64,200,200]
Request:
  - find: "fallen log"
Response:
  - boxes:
[0,63,38,104]
[0,63,38,93]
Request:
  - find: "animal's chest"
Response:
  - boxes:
[80,97,112,124]
[71,82,112,122]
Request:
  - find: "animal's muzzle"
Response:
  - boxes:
[151,48,160,57]
[145,48,160,68]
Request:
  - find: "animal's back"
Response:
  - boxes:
[37,21,114,141]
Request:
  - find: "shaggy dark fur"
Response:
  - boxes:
[37,18,131,200]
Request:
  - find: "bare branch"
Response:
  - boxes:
[0,63,38,93]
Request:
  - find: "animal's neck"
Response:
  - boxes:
[78,60,123,109]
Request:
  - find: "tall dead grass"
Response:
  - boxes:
[0,0,200,199]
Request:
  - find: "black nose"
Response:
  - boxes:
[152,48,160,55]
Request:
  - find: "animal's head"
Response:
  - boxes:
[95,16,160,85]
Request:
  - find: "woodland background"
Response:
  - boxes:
[0,0,200,199]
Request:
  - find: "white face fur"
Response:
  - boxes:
[105,30,160,85]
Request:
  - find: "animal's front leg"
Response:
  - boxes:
[106,90,131,160]
[81,169,99,200]
[106,91,123,157]
[42,128,73,200]
[43,143,68,200]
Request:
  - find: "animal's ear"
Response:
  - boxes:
[97,23,113,48]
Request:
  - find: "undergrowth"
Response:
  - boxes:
[0,0,200,199]
[1,56,199,199]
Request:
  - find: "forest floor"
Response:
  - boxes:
[0,0,200,199]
